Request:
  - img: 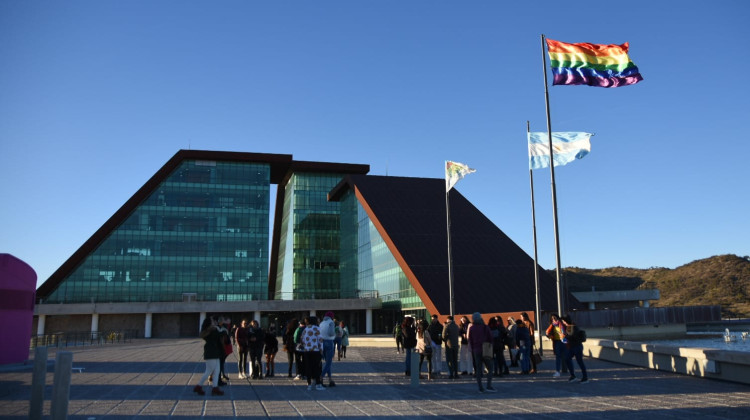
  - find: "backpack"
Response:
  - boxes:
[294,326,305,350]
[501,326,513,347]
[576,328,587,343]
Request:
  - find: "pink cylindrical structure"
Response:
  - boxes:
[0,253,37,364]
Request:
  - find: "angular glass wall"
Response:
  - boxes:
[275,173,345,300]
[44,160,270,303]
[339,190,424,311]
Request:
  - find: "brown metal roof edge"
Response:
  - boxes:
[327,175,355,202]
[351,185,441,317]
[290,160,369,174]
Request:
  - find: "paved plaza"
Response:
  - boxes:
[1,338,749,419]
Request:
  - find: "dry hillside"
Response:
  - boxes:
[560,254,750,318]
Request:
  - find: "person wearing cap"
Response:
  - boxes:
[319,311,337,387]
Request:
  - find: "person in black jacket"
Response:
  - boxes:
[401,316,417,376]
[282,319,297,378]
[264,327,279,377]
[427,314,444,376]
[235,319,250,379]
[562,316,588,383]
[193,316,224,396]
[248,319,265,379]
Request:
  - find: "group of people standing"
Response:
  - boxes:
[194,312,350,395]
[280,312,349,391]
[397,311,581,393]
[193,315,279,396]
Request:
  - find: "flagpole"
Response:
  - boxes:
[446,188,455,316]
[541,34,565,317]
[527,121,543,356]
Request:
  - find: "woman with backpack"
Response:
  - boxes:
[562,316,588,383]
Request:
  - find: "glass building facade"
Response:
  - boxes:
[340,190,425,313]
[44,160,271,303]
[275,173,350,300]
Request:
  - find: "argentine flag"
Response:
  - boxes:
[528,132,593,170]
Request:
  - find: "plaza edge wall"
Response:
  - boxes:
[542,335,750,386]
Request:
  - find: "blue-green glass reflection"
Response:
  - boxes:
[339,190,423,310]
[275,173,345,300]
[45,160,270,303]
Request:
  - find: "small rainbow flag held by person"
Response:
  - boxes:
[546,38,643,88]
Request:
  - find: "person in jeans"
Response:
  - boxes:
[234,319,250,379]
[442,315,460,379]
[248,319,265,379]
[515,319,531,374]
[319,311,337,387]
[562,316,588,383]
[401,316,417,375]
[520,312,538,373]
[546,313,568,377]
[427,314,444,376]
[467,312,496,393]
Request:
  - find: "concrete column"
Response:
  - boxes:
[51,351,73,420]
[643,300,650,308]
[310,309,316,317]
[29,346,47,420]
[37,314,46,336]
[91,313,99,339]
[254,311,261,324]
[366,309,373,335]
[589,302,596,310]
[199,312,206,331]
[145,313,153,338]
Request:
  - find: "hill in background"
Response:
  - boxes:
[559,254,750,318]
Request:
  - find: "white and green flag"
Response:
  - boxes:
[445,161,476,192]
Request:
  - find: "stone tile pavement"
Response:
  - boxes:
[1,338,749,419]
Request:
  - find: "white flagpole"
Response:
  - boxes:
[541,34,565,317]
[528,121,543,356]
[446,187,455,316]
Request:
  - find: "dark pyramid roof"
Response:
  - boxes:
[330,174,561,316]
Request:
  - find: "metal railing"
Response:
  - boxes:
[272,289,379,300]
[30,329,140,349]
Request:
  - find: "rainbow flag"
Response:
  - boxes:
[546,38,643,88]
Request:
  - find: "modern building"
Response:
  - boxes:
[34,150,560,338]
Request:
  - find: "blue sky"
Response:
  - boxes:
[2,1,749,288]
